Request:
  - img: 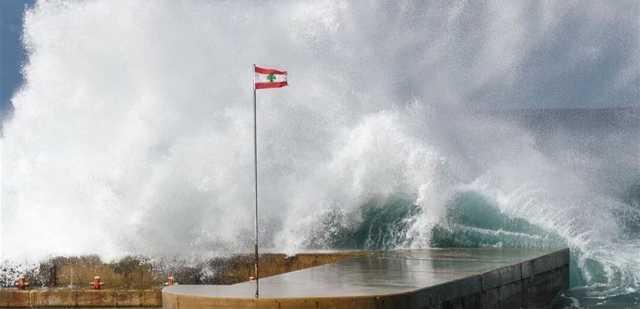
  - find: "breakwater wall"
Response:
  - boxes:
[0,252,362,307]
[163,248,570,309]
[0,288,162,307]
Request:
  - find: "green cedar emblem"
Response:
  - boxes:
[267,73,276,82]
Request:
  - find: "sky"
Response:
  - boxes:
[0,1,34,118]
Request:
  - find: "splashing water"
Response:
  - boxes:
[1,1,639,308]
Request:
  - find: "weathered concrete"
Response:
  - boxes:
[0,288,162,307]
[163,248,570,309]
[0,252,362,307]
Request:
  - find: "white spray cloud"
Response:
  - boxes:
[1,4,638,297]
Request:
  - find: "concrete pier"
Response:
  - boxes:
[163,248,569,309]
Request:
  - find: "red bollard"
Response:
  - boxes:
[15,275,29,290]
[165,275,176,286]
[90,276,104,290]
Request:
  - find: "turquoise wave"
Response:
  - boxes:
[309,189,640,292]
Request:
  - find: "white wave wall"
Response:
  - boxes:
[1,0,638,271]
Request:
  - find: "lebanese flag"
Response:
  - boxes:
[255,65,288,90]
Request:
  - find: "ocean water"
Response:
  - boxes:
[1,1,639,308]
[304,109,640,308]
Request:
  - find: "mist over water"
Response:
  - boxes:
[1,1,639,307]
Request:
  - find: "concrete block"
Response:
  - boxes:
[0,289,9,307]
[460,292,482,308]
[531,268,561,288]
[521,259,533,279]
[30,288,76,307]
[498,281,522,300]
[531,249,569,275]
[413,286,439,307]
[442,297,465,309]
[526,268,569,309]
[115,290,142,306]
[162,292,178,309]
[482,263,522,290]
[75,289,115,307]
[554,267,570,291]
[449,297,469,309]
[406,289,431,309]
[338,297,378,309]
[175,295,260,308]
[499,281,524,308]
[429,276,482,303]
[142,289,162,307]
[275,297,377,309]
[387,293,413,309]
[481,288,499,309]
[423,284,449,306]
[527,284,559,308]
[277,298,318,309]
[3,289,30,307]
[375,295,400,309]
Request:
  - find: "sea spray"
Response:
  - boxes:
[1,1,639,307]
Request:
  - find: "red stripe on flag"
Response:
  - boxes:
[255,66,287,75]
[255,81,288,89]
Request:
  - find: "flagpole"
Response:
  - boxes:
[252,64,260,299]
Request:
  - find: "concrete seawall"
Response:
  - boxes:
[0,249,568,308]
[163,248,569,309]
[0,252,362,307]
[0,252,363,289]
[0,288,162,307]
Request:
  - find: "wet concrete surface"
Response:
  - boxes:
[165,248,564,299]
